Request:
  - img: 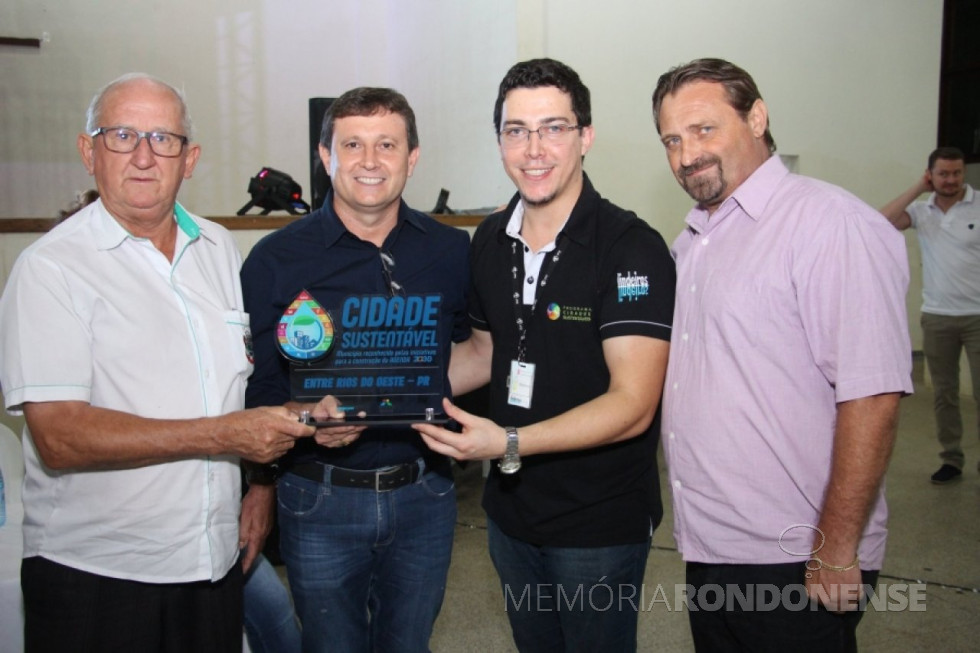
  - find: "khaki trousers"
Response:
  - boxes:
[921,312,980,470]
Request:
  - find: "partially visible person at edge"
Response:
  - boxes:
[880,146,980,485]
[415,58,675,653]
[652,57,912,652]
[57,188,100,222]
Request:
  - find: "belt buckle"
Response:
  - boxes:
[376,466,397,492]
[375,464,410,491]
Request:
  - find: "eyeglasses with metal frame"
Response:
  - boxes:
[90,126,189,158]
[498,123,582,148]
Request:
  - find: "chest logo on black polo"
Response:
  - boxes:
[617,271,650,303]
[547,303,592,322]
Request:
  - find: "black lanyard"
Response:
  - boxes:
[509,236,563,362]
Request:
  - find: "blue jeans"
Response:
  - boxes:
[243,552,301,653]
[487,518,651,653]
[278,459,456,653]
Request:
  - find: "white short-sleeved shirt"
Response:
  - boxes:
[0,200,252,583]
[907,185,980,315]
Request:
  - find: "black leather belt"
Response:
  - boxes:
[289,460,422,491]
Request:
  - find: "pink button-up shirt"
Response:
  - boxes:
[662,156,913,569]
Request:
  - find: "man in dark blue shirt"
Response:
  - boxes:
[241,87,470,653]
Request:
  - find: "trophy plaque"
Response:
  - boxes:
[277,290,449,427]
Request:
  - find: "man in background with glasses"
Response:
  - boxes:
[415,58,676,652]
[241,87,470,652]
[0,73,314,651]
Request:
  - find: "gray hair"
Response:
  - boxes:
[85,73,194,139]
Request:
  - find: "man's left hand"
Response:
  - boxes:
[287,395,367,449]
[805,562,864,613]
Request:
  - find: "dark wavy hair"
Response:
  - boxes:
[652,58,776,153]
[493,58,591,135]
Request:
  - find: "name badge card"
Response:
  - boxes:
[507,360,535,409]
[277,290,448,427]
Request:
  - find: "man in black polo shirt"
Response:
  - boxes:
[241,87,470,652]
[415,59,675,652]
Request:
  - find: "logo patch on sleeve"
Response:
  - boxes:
[617,271,650,303]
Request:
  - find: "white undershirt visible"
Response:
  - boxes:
[505,202,569,305]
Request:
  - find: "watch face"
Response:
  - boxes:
[499,458,522,474]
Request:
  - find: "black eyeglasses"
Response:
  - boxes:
[91,126,189,157]
[380,251,404,297]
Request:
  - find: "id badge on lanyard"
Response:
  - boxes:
[507,360,535,408]
[506,236,563,410]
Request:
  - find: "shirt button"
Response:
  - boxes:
[702,238,709,246]
[527,276,534,284]
[682,333,689,341]
[689,284,696,292]
[672,382,678,390]
[673,480,682,489]
[668,432,675,440]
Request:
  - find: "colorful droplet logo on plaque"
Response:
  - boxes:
[276,290,334,361]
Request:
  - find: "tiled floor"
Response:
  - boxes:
[430,383,980,652]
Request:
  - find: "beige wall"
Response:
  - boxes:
[0,0,520,219]
[0,0,961,391]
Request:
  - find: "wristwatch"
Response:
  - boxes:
[499,426,521,474]
[244,460,280,486]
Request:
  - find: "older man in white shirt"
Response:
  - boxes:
[0,73,314,652]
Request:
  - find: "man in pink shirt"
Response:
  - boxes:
[652,58,913,652]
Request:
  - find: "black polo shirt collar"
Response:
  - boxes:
[315,191,431,249]
[494,172,599,251]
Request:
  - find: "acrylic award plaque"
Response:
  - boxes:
[277,290,449,427]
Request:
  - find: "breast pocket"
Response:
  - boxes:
[702,280,798,352]
[223,309,255,381]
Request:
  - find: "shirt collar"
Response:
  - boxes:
[92,200,207,250]
[497,172,599,248]
[684,154,787,234]
[317,192,428,249]
[928,184,975,208]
